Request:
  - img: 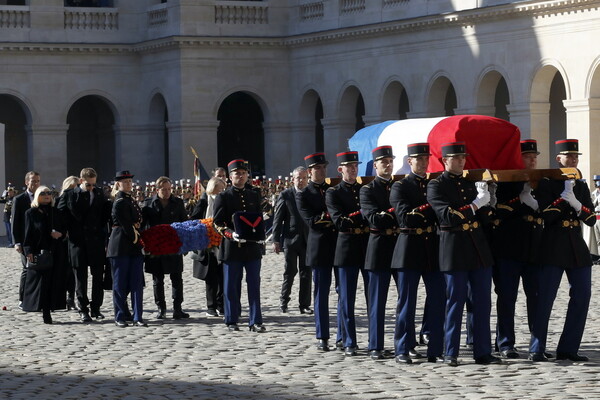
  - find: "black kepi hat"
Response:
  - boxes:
[227,159,249,173]
[304,152,328,168]
[336,151,361,165]
[407,143,431,157]
[555,139,582,155]
[441,141,468,157]
[115,170,134,181]
[520,139,540,154]
[372,145,395,161]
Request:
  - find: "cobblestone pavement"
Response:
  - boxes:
[1,244,599,399]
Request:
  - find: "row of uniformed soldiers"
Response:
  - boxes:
[295,138,595,366]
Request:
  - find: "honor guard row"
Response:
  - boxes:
[295,136,595,365]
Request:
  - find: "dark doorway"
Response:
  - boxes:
[355,94,365,132]
[66,96,116,181]
[315,98,324,152]
[0,95,29,187]
[399,88,410,120]
[494,77,510,121]
[549,72,567,156]
[444,85,457,116]
[217,92,265,177]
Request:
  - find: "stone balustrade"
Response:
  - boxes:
[64,7,118,30]
[214,2,269,25]
[0,6,29,29]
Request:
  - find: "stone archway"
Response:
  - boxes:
[427,76,456,117]
[149,93,169,177]
[0,94,30,186]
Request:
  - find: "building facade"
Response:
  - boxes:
[1,0,600,187]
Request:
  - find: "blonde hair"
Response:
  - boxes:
[31,186,54,208]
[155,176,172,187]
[60,176,79,196]
[206,177,226,195]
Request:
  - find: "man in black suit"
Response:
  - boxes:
[272,166,311,314]
[57,168,111,322]
[142,176,190,320]
[296,152,338,351]
[326,151,369,357]
[12,171,40,307]
[427,142,501,366]
[528,139,595,362]
[390,143,445,364]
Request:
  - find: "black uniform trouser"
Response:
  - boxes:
[19,253,27,302]
[74,264,104,312]
[280,243,311,309]
[153,271,184,310]
[205,258,224,312]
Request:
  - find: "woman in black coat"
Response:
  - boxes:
[22,186,65,324]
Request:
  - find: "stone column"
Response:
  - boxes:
[563,99,600,182]
[321,117,355,157]
[527,102,551,168]
[288,121,316,166]
[263,121,294,177]
[29,123,68,187]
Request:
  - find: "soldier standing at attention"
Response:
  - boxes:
[295,153,338,351]
[326,151,369,357]
[390,143,445,364]
[359,146,398,360]
[528,139,595,362]
[427,142,501,366]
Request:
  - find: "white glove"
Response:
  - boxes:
[232,232,246,243]
[519,182,539,211]
[594,204,600,213]
[561,180,582,212]
[472,181,490,209]
[488,182,497,208]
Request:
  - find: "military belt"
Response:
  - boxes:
[523,215,543,225]
[370,228,400,236]
[399,226,436,235]
[560,219,580,228]
[339,227,370,235]
[440,221,480,232]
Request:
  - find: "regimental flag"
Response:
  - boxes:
[190,146,205,198]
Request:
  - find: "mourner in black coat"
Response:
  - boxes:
[389,143,445,364]
[272,167,311,314]
[213,159,265,332]
[12,171,40,305]
[325,151,369,356]
[107,171,146,328]
[359,146,398,360]
[22,186,65,324]
[427,142,500,366]
[57,168,111,322]
[528,139,596,362]
[142,177,189,320]
[295,152,339,351]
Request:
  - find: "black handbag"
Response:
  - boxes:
[27,249,53,271]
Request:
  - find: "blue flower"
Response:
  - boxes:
[171,220,209,253]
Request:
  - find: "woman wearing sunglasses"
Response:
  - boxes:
[22,186,65,324]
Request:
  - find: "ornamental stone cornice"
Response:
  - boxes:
[0,0,599,53]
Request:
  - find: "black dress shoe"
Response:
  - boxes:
[443,356,459,367]
[556,353,589,362]
[43,314,52,324]
[369,350,384,360]
[500,348,519,359]
[419,334,430,345]
[408,348,424,359]
[205,309,219,317]
[124,312,134,322]
[344,346,358,356]
[427,356,444,363]
[300,307,313,315]
[173,310,190,320]
[395,354,412,364]
[91,311,105,320]
[115,320,128,328]
[335,340,344,351]
[280,305,288,313]
[544,352,554,359]
[133,320,148,327]
[66,299,77,311]
[80,311,93,323]
[155,309,166,319]
[316,339,330,352]
[249,324,266,333]
[475,354,502,365]
[227,324,240,331]
[528,352,548,362]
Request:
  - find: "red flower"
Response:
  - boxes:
[141,224,182,255]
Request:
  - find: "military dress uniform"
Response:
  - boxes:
[295,152,339,349]
[213,159,265,332]
[359,146,398,358]
[491,140,543,357]
[325,151,369,355]
[107,171,145,327]
[427,142,498,365]
[390,143,445,363]
[529,139,596,361]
